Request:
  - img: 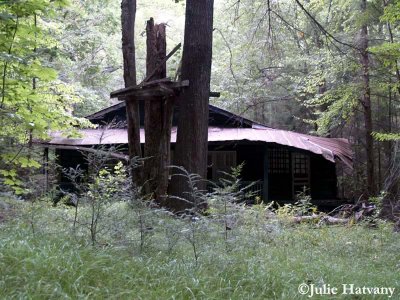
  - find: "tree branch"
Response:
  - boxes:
[293,0,358,51]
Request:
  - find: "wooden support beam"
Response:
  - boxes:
[263,144,269,202]
[111,78,171,98]
[111,80,189,99]
[43,147,49,192]
[209,92,220,98]
[166,80,190,89]
[122,84,174,100]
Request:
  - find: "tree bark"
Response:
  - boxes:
[168,0,214,212]
[143,18,174,204]
[359,0,376,196]
[121,0,142,185]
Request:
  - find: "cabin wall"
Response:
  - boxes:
[266,146,338,201]
[310,155,337,200]
[205,143,264,181]
[56,149,88,190]
[236,144,264,181]
[54,142,339,202]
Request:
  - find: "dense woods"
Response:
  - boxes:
[1,0,400,298]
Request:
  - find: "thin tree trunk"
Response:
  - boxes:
[168,0,214,212]
[359,0,376,196]
[121,0,142,185]
[1,17,18,110]
[385,6,397,167]
[384,1,400,95]
[29,14,37,151]
[387,87,393,164]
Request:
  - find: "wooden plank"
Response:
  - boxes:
[111,78,172,98]
[123,84,175,100]
[169,79,189,89]
[115,80,190,100]
[157,84,175,96]
[209,92,220,98]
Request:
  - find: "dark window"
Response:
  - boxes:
[293,153,308,175]
[268,148,290,174]
[292,152,310,196]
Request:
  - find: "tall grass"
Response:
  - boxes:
[0,196,399,299]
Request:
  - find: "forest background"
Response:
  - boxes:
[1,0,400,204]
[1,1,400,298]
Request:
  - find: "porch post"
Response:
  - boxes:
[43,147,49,192]
[263,144,269,202]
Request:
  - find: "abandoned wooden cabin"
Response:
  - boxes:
[41,101,353,205]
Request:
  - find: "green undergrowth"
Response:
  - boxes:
[0,197,399,300]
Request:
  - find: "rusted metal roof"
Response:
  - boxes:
[43,126,353,167]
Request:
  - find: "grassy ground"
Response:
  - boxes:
[0,197,399,299]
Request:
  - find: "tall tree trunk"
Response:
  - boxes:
[359,0,376,196]
[121,0,142,185]
[143,19,174,204]
[384,3,399,170]
[168,0,214,212]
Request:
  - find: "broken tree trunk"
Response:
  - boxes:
[121,0,142,185]
[143,18,174,205]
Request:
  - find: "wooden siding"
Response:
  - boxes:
[55,141,338,202]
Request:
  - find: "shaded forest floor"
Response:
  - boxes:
[0,196,399,299]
